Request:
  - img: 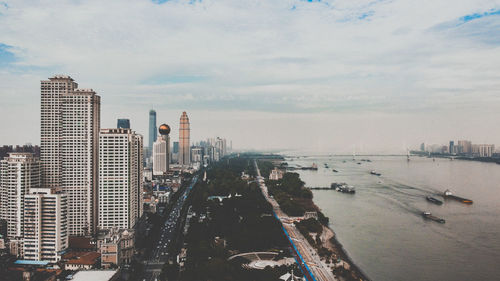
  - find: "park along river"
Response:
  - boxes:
[286,155,500,281]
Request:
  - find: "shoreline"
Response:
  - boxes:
[322,224,372,281]
[303,192,371,281]
[308,198,371,281]
[259,156,371,280]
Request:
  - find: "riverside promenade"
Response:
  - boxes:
[254,160,336,281]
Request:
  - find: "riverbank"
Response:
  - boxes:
[292,155,500,280]
[259,157,370,281]
[306,197,370,281]
[321,226,371,281]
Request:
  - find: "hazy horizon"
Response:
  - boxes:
[1,0,499,153]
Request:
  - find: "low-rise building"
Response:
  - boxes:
[63,251,100,270]
[70,270,119,281]
[269,168,284,181]
[97,228,134,268]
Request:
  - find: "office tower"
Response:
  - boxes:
[0,153,41,239]
[420,143,425,152]
[23,188,68,262]
[458,140,472,155]
[449,141,454,154]
[172,141,179,163]
[173,142,179,154]
[117,119,130,129]
[41,75,100,236]
[190,147,203,163]
[99,128,143,230]
[148,110,157,157]
[153,124,171,176]
[179,111,190,167]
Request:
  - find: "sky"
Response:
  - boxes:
[1,0,500,154]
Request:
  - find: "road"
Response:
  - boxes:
[254,160,336,281]
[142,175,199,281]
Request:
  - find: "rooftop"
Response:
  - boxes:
[14,260,49,266]
[48,74,74,81]
[63,251,100,265]
[69,236,95,250]
[71,270,118,281]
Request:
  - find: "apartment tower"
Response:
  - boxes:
[23,188,68,262]
[98,128,143,230]
[40,75,100,236]
[0,153,41,240]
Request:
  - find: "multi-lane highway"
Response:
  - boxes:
[142,175,198,281]
[254,160,336,281]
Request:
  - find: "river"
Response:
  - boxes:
[287,155,500,281]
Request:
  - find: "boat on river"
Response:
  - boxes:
[443,189,473,204]
[422,211,445,223]
[426,196,443,205]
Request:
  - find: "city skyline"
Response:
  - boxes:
[1,1,500,153]
[0,1,499,280]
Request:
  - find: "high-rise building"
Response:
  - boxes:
[179,112,191,167]
[449,141,455,154]
[41,75,100,236]
[172,141,179,163]
[190,147,203,163]
[148,110,157,158]
[476,144,495,157]
[420,143,425,152]
[153,124,171,176]
[98,129,143,230]
[457,140,472,155]
[172,142,179,154]
[215,137,227,158]
[23,188,68,262]
[117,119,130,129]
[0,153,41,240]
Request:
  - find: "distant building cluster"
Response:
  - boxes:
[419,140,496,157]
[143,111,230,211]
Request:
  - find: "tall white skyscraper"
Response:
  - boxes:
[40,75,100,236]
[41,76,77,189]
[23,188,68,262]
[98,128,143,230]
[153,124,171,176]
[179,112,190,167]
[0,153,41,240]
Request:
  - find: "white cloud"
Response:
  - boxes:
[0,0,500,151]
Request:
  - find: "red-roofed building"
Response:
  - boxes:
[62,251,100,270]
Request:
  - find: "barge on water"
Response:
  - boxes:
[426,196,443,205]
[443,189,473,204]
[331,183,356,194]
[422,212,445,224]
